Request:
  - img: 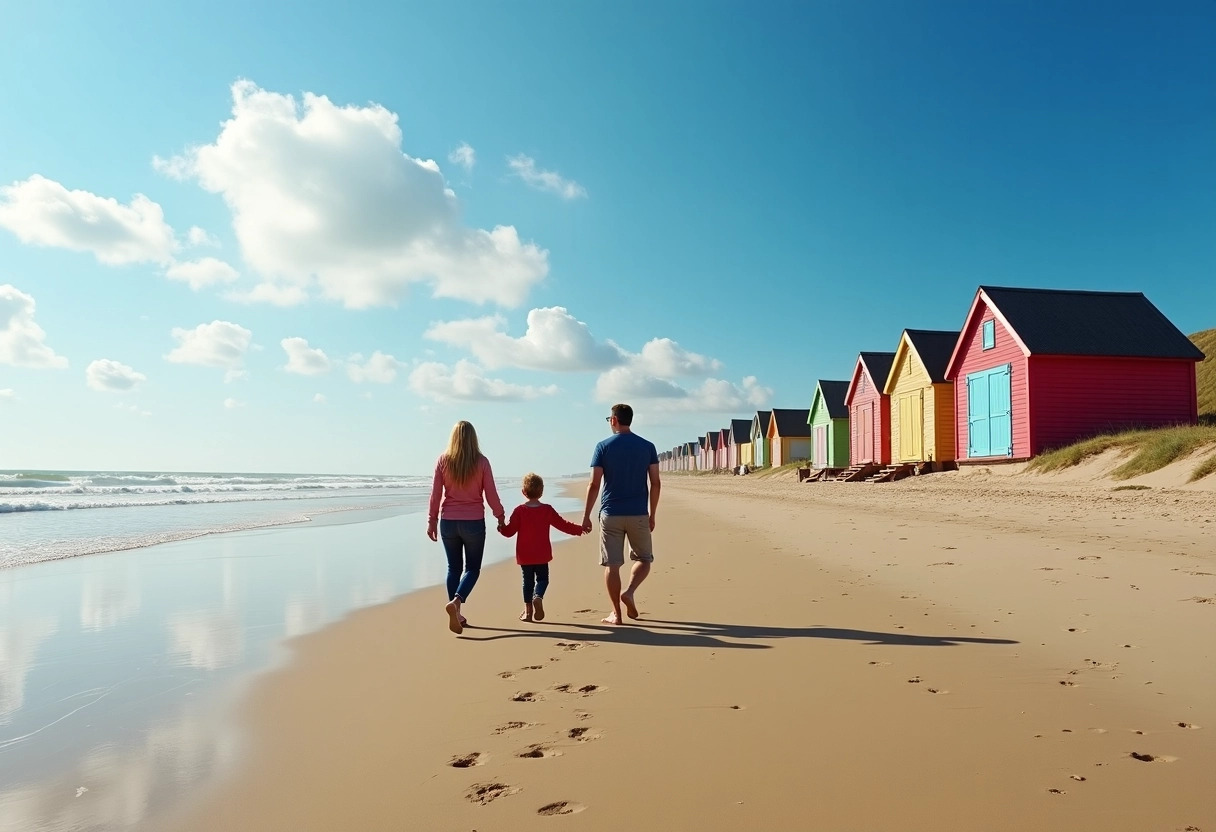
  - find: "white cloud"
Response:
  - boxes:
[156,80,549,308]
[594,370,771,412]
[448,142,475,172]
[165,257,239,290]
[346,351,401,384]
[0,388,14,401]
[507,154,587,200]
[86,359,147,392]
[408,360,557,402]
[0,175,176,265]
[223,397,244,409]
[0,284,68,369]
[224,282,309,306]
[313,393,326,404]
[281,337,332,375]
[631,338,721,377]
[424,306,623,371]
[186,226,219,247]
[165,321,252,374]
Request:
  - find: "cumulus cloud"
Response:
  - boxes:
[281,337,332,375]
[155,80,548,308]
[408,360,557,402]
[0,388,14,401]
[424,306,623,371]
[86,359,147,392]
[0,284,68,369]
[0,175,176,265]
[346,351,401,384]
[165,257,239,290]
[448,142,475,172]
[186,226,219,247]
[313,393,326,404]
[223,397,244,409]
[507,154,587,199]
[594,371,771,412]
[165,321,252,376]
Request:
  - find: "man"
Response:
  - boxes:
[582,403,661,625]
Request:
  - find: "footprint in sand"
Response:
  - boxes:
[867,661,892,667]
[1059,680,1079,687]
[1047,788,1067,795]
[449,752,486,768]
[466,783,519,804]
[1129,752,1178,763]
[494,721,535,734]
[522,665,544,671]
[1177,722,1201,730]
[537,801,586,816]
[907,676,922,684]
[499,671,517,680]
[928,561,956,567]
[568,727,602,742]
[926,688,949,694]
[1077,555,1101,561]
[573,609,595,613]
[573,710,592,721]
[517,744,562,759]
[1183,596,1215,605]
[556,641,592,651]
[512,691,542,702]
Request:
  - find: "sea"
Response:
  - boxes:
[0,469,571,831]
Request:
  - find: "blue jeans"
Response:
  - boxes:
[440,519,487,602]
[521,563,550,603]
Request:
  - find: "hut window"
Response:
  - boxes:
[982,320,996,350]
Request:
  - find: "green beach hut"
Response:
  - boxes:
[808,380,851,471]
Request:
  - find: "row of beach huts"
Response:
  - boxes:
[658,286,1205,482]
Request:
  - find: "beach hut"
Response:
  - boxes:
[706,431,722,471]
[767,409,812,467]
[750,410,772,467]
[727,419,752,470]
[882,329,960,468]
[945,286,1204,461]
[697,436,709,471]
[844,352,897,467]
[717,428,731,470]
[807,380,850,471]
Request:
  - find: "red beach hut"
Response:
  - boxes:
[944,286,1204,461]
[844,352,897,466]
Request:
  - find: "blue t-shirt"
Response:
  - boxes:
[590,432,659,516]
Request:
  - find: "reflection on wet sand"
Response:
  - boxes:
[0,617,58,725]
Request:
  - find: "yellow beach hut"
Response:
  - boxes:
[882,329,960,470]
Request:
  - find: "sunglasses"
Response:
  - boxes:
[605,415,615,422]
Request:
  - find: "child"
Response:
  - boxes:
[498,473,584,622]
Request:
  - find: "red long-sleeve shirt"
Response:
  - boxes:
[500,502,583,565]
[428,455,505,524]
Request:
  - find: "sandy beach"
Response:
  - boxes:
[159,464,1215,832]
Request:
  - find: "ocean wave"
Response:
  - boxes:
[0,489,419,513]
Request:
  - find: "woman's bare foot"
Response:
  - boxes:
[532,597,545,621]
[519,609,533,622]
[601,612,623,625]
[620,592,639,620]
[445,599,463,634]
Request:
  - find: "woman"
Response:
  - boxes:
[428,421,506,634]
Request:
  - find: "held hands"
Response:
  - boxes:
[581,516,593,534]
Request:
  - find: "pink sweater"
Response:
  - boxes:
[428,455,505,524]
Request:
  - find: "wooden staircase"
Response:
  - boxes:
[803,467,840,483]
[865,463,915,483]
[833,464,878,482]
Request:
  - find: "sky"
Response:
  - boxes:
[1,1,1213,477]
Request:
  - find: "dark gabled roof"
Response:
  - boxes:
[754,410,772,434]
[980,286,1203,360]
[904,330,960,383]
[685,441,699,453]
[770,408,811,438]
[729,419,751,444]
[708,432,720,450]
[860,352,897,388]
[813,380,850,419]
[698,435,707,449]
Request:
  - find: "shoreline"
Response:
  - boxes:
[156,471,1214,831]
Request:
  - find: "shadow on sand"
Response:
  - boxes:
[462,617,1018,650]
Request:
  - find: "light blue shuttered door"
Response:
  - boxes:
[966,365,1013,457]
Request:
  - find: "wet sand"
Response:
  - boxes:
[159,466,1215,832]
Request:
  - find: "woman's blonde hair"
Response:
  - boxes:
[443,421,483,485]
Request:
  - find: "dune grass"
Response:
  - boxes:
[1192,328,1216,419]
[750,461,809,479]
[1028,424,1216,482]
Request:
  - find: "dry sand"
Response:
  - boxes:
[160,466,1215,832]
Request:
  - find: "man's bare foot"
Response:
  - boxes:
[519,609,533,622]
[532,597,545,621]
[620,592,639,620]
[601,612,623,625]
[445,600,463,634]
[459,615,469,627]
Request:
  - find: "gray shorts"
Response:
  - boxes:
[599,514,654,567]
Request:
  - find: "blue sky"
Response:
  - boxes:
[2,1,1213,476]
